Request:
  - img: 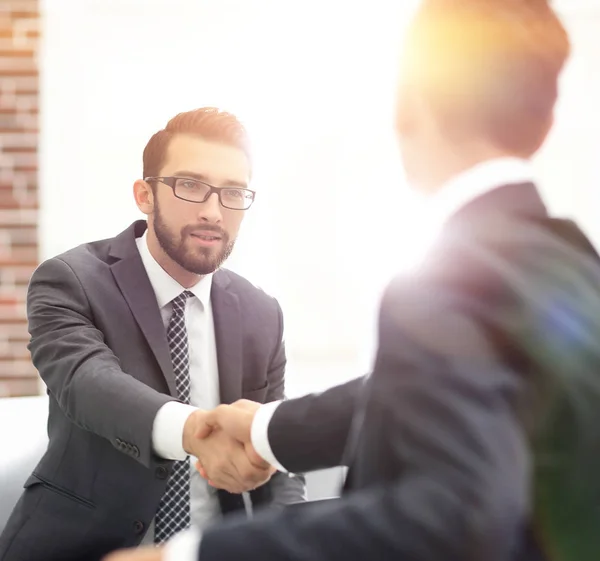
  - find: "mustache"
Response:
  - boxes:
[185,225,227,238]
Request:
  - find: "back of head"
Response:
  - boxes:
[401,0,570,157]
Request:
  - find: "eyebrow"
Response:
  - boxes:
[174,170,248,189]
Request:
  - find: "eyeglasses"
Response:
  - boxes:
[145,176,256,210]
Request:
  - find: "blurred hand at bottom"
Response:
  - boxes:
[103,545,163,561]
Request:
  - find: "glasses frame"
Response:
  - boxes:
[145,176,256,210]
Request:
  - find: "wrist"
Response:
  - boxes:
[183,409,203,455]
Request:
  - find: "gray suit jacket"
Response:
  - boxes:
[0,220,305,561]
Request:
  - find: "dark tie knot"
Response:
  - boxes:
[171,290,194,313]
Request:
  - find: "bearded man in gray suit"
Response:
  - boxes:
[0,107,305,561]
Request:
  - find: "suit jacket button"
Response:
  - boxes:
[133,520,145,535]
[132,446,140,457]
[156,466,169,480]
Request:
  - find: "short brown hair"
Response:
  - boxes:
[402,0,570,156]
[142,107,251,179]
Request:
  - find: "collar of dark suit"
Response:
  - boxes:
[429,157,537,225]
[444,182,548,234]
[107,219,232,290]
[419,182,548,277]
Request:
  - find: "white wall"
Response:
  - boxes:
[535,0,600,244]
[40,0,600,396]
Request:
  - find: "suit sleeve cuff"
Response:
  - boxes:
[152,401,198,460]
[164,527,202,561]
[250,400,288,473]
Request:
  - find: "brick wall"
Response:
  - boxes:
[0,0,39,397]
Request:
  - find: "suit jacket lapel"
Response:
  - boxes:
[109,221,178,397]
[211,270,243,404]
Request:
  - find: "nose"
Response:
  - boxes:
[197,192,223,223]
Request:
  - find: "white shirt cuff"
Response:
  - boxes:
[250,400,288,472]
[152,401,198,460]
[164,528,201,561]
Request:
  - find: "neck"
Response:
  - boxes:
[146,227,202,289]
[419,143,524,195]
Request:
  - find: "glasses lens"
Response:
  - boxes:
[174,178,210,202]
[221,188,254,210]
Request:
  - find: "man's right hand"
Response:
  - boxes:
[182,408,273,493]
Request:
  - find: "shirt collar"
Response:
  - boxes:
[135,230,213,309]
[430,157,535,227]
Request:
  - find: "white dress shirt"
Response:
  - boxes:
[135,232,222,544]
[164,157,536,560]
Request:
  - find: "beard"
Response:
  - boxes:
[153,204,235,275]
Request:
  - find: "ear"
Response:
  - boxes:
[133,179,154,215]
[395,83,426,138]
[538,111,555,151]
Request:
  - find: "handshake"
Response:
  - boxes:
[181,399,276,493]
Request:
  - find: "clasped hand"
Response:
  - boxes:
[183,400,275,494]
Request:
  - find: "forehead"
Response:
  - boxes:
[161,134,251,186]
